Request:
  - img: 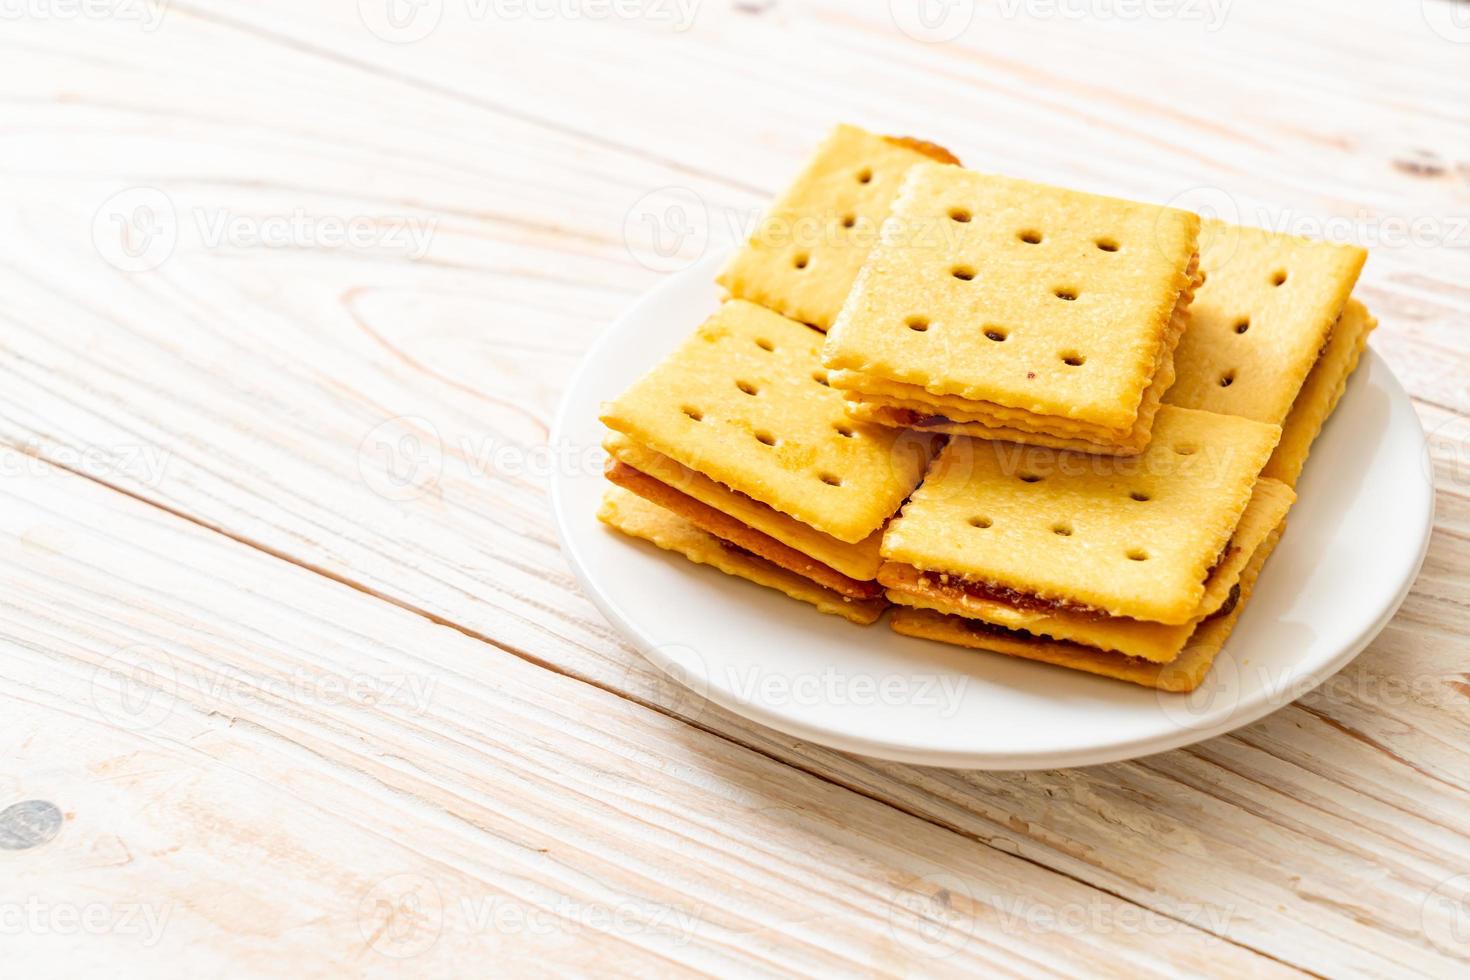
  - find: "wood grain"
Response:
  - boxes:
[1,1,1468,975]
[2,454,1295,977]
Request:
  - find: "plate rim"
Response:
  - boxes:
[550,254,1435,769]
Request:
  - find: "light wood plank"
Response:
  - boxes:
[1,455,1293,977]
[1,3,1468,975]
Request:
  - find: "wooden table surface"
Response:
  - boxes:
[2,1,1468,976]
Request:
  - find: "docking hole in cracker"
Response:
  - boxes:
[822,163,1201,452]
[601,299,938,545]
[878,405,1281,624]
[1166,219,1366,425]
[716,124,961,332]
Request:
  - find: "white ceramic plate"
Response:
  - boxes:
[551,250,1434,769]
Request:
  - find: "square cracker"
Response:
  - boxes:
[879,477,1294,661]
[881,405,1281,624]
[603,432,882,581]
[600,299,939,544]
[827,249,1197,456]
[1262,298,1376,487]
[823,163,1200,430]
[598,487,884,625]
[1166,219,1366,424]
[716,124,960,331]
[890,520,1286,691]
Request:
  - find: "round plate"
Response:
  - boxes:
[550,250,1434,769]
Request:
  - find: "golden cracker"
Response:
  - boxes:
[879,477,1294,661]
[823,163,1200,430]
[601,299,938,544]
[880,406,1281,624]
[827,257,1193,455]
[890,521,1286,690]
[1166,219,1366,424]
[603,432,883,581]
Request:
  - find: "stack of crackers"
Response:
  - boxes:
[597,124,1371,692]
